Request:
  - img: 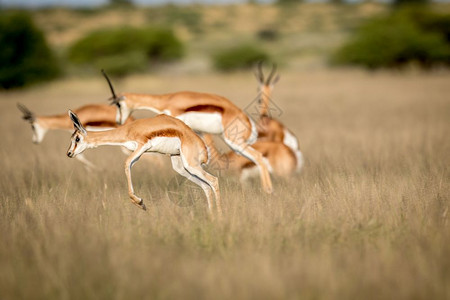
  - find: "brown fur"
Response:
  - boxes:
[37,104,134,130]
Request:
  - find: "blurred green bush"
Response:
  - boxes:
[332,9,450,69]
[0,12,61,89]
[213,44,270,71]
[68,26,184,76]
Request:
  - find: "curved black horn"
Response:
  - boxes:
[101,69,118,101]
[17,103,35,122]
[266,63,277,85]
[254,61,264,83]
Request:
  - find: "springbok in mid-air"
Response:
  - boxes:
[100,70,273,194]
[254,63,303,173]
[17,103,134,170]
[66,110,221,215]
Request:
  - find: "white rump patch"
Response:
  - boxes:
[283,129,299,152]
[146,137,181,155]
[176,112,223,135]
[295,150,304,173]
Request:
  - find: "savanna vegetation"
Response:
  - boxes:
[0,12,60,89]
[0,2,449,299]
[1,70,449,299]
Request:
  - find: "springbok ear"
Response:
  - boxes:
[68,110,87,135]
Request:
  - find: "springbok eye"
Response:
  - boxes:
[75,136,80,142]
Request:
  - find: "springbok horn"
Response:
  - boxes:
[266,63,277,85]
[101,69,118,102]
[17,103,35,122]
[254,61,264,83]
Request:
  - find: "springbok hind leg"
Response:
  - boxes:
[171,155,222,216]
[177,154,222,216]
[124,146,147,211]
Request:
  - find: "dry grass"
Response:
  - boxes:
[0,69,449,299]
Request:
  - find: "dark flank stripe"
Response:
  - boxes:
[185,105,224,114]
[85,121,117,127]
[146,129,180,139]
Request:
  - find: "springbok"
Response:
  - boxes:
[17,103,135,170]
[254,63,303,172]
[100,70,273,194]
[202,134,298,182]
[66,110,221,214]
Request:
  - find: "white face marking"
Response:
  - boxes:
[176,112,223,135]
[146,137,181,155]
[68,132,88,157]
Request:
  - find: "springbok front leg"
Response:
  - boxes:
[124,145,147,211]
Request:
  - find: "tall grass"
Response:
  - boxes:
[0,70,449,299]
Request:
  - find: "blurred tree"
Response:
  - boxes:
[0,12,60,89]
[393,0,429,6]
[332,9,450,69]
[68,26,184,76]
[276,0,303,4]
[109,0,133,7]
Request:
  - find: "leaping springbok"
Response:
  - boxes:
[101,70,273,194]
[17,103,134,170]
[66,110,221,215]
[254,63,304,172]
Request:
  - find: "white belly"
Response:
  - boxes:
[176,112,223,134]
[86,126,115,132]
[147,137,181,155]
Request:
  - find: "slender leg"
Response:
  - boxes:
[178,154,222,216]
[170,156,212,212]
[124,146,147,210]
[224,139,273,194]
[75,153,97,171]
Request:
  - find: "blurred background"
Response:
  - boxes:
[1,0,449,89]
[1,1,450,299]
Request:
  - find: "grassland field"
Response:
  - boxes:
[1,3,450,299]
[0,68,449,299]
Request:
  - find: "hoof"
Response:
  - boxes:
[131,198,147,211]
[264,187,274,194]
